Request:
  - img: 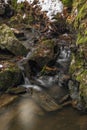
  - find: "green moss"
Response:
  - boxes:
[69,0,87,108]
[11,0,18,10]
[78,4,87,20]
[69,52,84,74]
[76,70,87,81]
[74,2,87,29]
[62,0,73,7]
[77,70,87,102]
[0,24,28,56]
[40,65,46,75]
[76,0,86,11]
[42,39,54,48]
[77,33,87,45]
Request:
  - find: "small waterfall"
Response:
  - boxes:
[55,46,71,73]
[17,48,36,86]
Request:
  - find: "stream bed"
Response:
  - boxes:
[0,95,87,130]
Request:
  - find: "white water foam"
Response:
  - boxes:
[17,0,63,20]
[0,64,3,68]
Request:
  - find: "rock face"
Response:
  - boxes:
[0,24,28,56]
[66,0,87,111]
[0,61,22,91]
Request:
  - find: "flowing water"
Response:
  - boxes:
[1,1,87,129]
[0,95,87,130]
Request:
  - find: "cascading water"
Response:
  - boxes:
[18,38,72,111]
[16,0,81,111]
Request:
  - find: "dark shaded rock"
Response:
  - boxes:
[51,14,70,36]
[0,0,14,17]
[11,28,26,39]
[7,86,26,95]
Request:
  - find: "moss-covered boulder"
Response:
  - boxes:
[0,24,28,56]
[28,39,58,68]
[0,61,22,91]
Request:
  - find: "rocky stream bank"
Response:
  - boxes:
[0,0,87,113]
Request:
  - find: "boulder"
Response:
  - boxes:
[0,61,22,91]
[0,24,28,56]
[27,39,59,67]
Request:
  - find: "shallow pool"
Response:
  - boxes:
[0,95,87,130]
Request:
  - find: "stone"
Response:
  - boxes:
[0,94,18,108]
[0,61,22,91]
[27,39,58,67]
[0,24,28,56]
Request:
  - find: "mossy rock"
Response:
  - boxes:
[77,33,87,45]
[29,39,56,67]
[76,70,87,107]
[69,51,84,74]
[0,24,28,56]
[74,3,87,28]
[69,0,87,111]
[0,61,22,91]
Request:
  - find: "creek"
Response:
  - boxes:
[0,1,87,129]
[0,95,87,130]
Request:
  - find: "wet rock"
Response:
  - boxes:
[76,70,87,112]
[27,85,63,111]
[7,86,26,95]
[0,61,22,91]
[46,84,69,104]
[0,94,18,108]
[68,79,87,112]
[68,79,80,101]
[0,24,28,56]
